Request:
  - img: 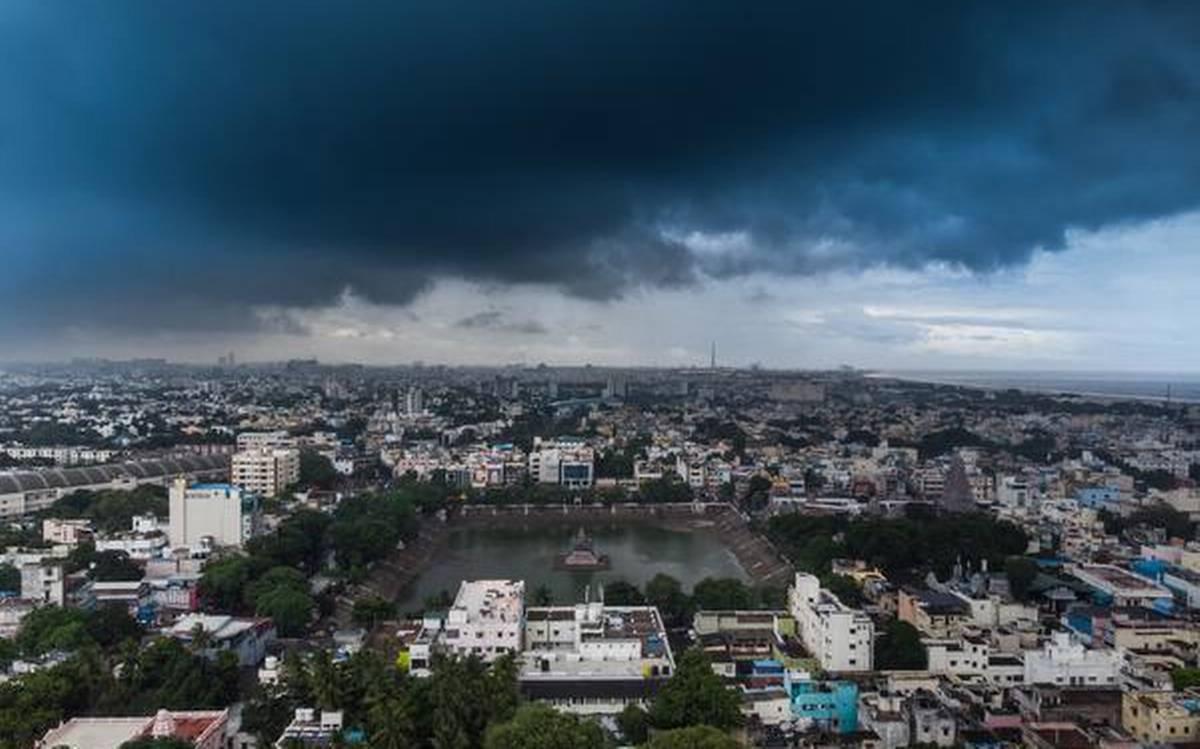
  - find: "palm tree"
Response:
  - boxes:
[188,622,213,654]
[531,584,554,606]
[368,696,414,749]
[309,649,342,711]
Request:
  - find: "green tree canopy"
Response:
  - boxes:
[617,704,650,744]
[352,595,397,628]
[874,620,927,670]
[90,550,143,582]
[646,725,741,749]
[0,564,19,595]
[255,587,314,638]
[691,578,755,611]
[1004,557,1040,601]
[602,580,646,606]
[644,574,691,628]
[299,450,338,490]
[650,650,743,732]
[484,703,607,749]
[120,738,194,749]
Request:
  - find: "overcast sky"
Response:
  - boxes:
[3,2,1199,370]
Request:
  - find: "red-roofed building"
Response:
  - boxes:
[38,708,227,749]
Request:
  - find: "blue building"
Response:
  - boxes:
[791,680,858,734]
[1076,486,1121,511]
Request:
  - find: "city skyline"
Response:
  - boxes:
[3,3,1199,369]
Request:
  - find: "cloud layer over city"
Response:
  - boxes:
[2,1,1199,367]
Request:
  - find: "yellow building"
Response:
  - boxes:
[1122,691,1200,744]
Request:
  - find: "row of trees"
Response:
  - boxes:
[244,645,742,749]
[766,507,1028,582]
[48,485,168,534]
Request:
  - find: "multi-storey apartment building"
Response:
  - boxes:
[789,573,874,672]
[231,447,300,497]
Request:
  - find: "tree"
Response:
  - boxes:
[256,587,314,638]
[198,555,257,612]
[691,578,754,611]
[352,595,397,628]
[299,450,338,490]
[368,695,415,749]
[243,566,309,609]
[484,704,607,749]
[650,649,743,731]
[1172,667,1200,691]
[1004,557,1039,601]
[638,476,694,504]
[820,575,864,607]
[645,574,691,628]
[120,738,194,749]
[16,606,91,655]
[84,607,143,651]
[647,725,740,749]
[90,550,143,582]
[602,580,645,606]
[0,564,19,595]
[743,475,773,511]
[617,704,649,744]
[874,620,927,670]
[530,584,555,606]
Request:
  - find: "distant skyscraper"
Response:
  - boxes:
[710,341,717,370]
[405,387,424,415]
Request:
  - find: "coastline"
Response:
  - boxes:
[871,370,1200,404]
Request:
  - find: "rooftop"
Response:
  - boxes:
[451,579,524,624]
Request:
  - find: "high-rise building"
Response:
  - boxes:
[405,387,425,416]
[168,478,258,549]
[231,447,300,497]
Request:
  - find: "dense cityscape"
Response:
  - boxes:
[1,360,1200,747]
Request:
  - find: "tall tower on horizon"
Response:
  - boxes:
[710,341,716,370]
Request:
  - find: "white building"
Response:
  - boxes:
[96,533,168,560]
[21,562,65,606]
[521,600,675,715]
[789,573,874,672]
[274,708,343,749]
[168,479,257,549]
[1023,632,1123,687]
[231,447,300,497]
[996,476,1031,508]
[528,438,594,490]
[443,579,525,661]
[924,636,989,678]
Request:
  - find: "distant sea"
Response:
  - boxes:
[879,370,1200,403]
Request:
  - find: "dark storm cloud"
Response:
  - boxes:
[455,311,548,336]
[2,1,1199,335]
